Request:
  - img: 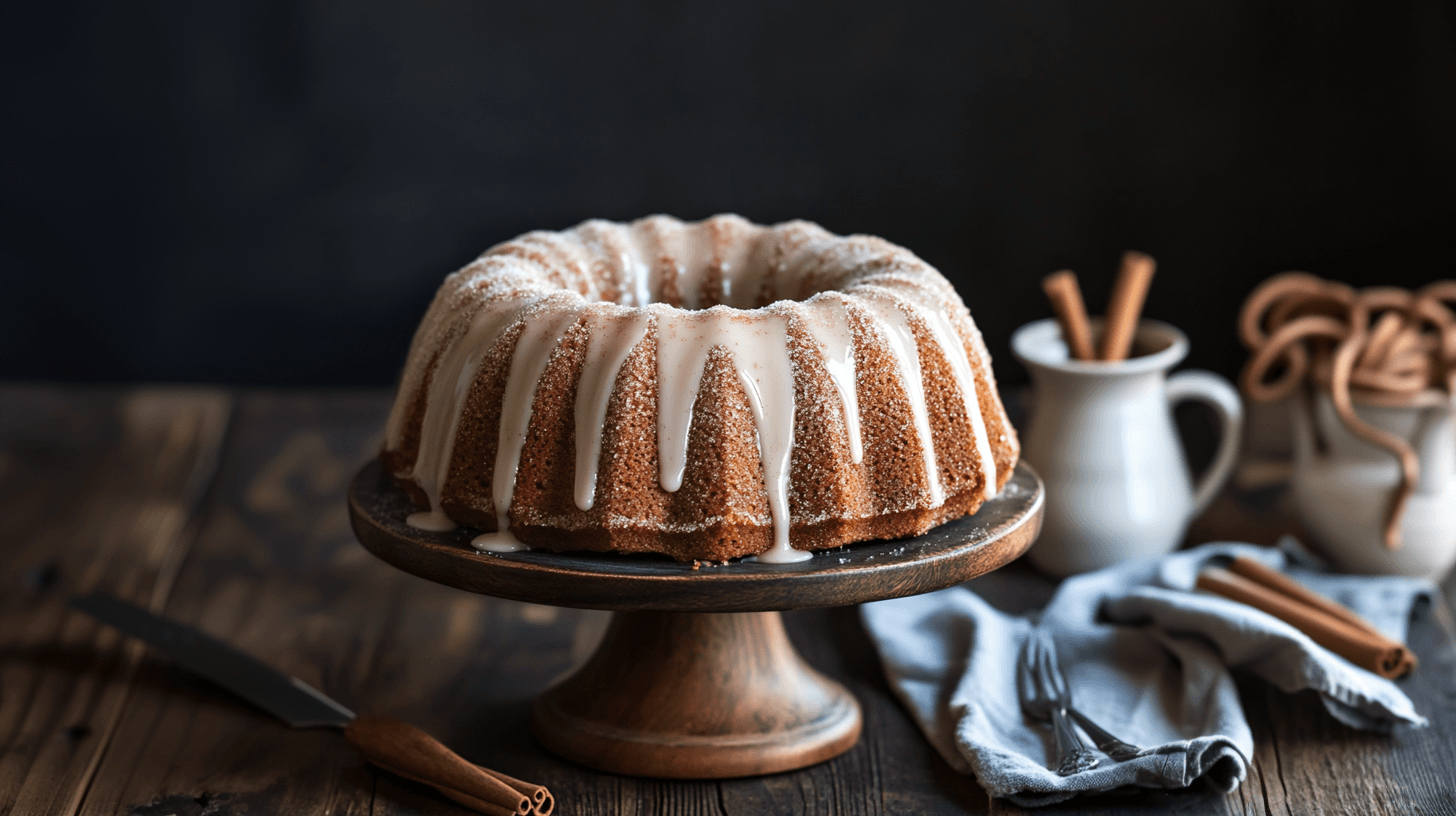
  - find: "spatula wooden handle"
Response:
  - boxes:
[344,714,531,815]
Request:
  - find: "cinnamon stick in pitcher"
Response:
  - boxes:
[1099,251,1156,361]
[1042,270,1096,361]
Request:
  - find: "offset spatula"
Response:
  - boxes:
[70,593,552,816]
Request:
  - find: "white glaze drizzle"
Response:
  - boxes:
[384,270,472,454]
[571,220,634,307]
[702,216,763,308]
[650,216,705,310]
[478,297,585,549]
[403,279,560,532]
[801,294,863,463]
[573,307,652,510]
[614,222,655,307]
[655,305,808,563]
[905,297,998,498]
[853,291,945,506]
[630,217,673,307]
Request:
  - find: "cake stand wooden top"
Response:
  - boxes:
[348,459,1042,612]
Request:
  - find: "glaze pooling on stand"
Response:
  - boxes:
[405,510,458,532]
[472,530,527,552]
[382,214,1012,561]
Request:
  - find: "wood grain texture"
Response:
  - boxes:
[74,392,395,816]
[0,385,231,816]
[1222,597,1456,816]
[2,385,1454,816]
[349,459,1044,612]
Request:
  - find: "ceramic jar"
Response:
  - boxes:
[1291,390,1456,580]
[1012,318,1243,577]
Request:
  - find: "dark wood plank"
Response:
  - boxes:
[72,392,599,814]
[1226,587,1456,816]
[0,385,231,816]
[768,605,996,816]
[75,392,389,816]
[8,386,1449,816]
[1368,595,1456,815]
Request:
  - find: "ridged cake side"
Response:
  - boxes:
[382,214,1018,562]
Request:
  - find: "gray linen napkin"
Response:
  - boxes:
[860,542,1433,807]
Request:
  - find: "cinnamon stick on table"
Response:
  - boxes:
[344,715,552,816]
[1225,556,1388,639]
[1042,270,1096,361]
[483,768,554,816]
[1195,559,1417,679]
[1098,251,1156,361]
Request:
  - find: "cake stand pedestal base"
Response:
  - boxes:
[532,610,859,778]
[349,460,1043,780]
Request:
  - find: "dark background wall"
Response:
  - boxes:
[3,0,1454,388]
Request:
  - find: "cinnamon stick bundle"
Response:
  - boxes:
[1195,556,1416,679]
[1040,252,1157,362]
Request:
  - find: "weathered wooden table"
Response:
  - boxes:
[2,384,1453,815]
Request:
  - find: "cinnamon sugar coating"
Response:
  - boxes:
[382,214,1019,562]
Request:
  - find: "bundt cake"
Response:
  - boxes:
[382,214,1018,563]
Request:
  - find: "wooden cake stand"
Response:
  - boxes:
[348,460,1043,779]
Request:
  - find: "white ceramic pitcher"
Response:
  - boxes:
[1291,390,1456,579]
[1012,318,1243,577]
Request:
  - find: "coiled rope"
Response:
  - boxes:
[1238,273,1456,550]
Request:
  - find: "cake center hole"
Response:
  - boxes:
[615,256,824,311]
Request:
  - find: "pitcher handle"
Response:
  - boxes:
[1166,370,1245,517]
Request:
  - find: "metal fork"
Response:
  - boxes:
[1068,709,1146,762]
[1036,636,1147,762]
[1017,629,1099,775]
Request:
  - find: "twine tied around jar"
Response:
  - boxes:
[1238,273,1456,550]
